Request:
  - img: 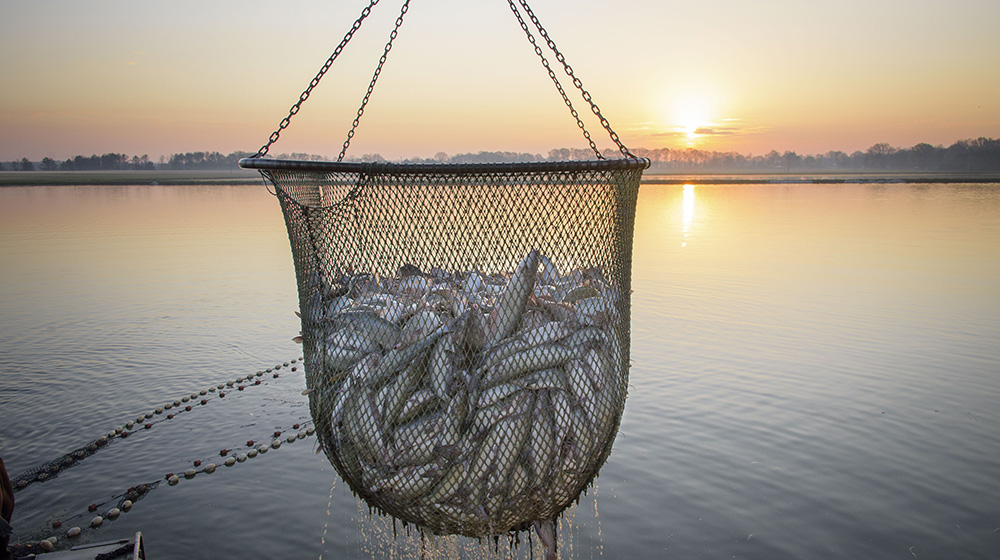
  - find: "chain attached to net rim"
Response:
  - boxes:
[513,0,636,159]
[338,0,410,162]
[253,0,383,159]
[505,0,603,160]
[253,0,634,161]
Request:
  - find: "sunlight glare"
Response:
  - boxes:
[674,95,711,139]
[682,184,695,246]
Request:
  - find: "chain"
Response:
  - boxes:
[253,0,383,159]
[253,0,632,160]
[515,0,635,158]
[505,0,602,159]
[338,0,411,162]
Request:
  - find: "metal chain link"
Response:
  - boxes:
[515,0,635,158]
[253,0,633,161]
[338,0,410,162]
[253,0,383,159]
[505,0,603,159]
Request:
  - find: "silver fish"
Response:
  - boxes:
[398,311,444,348]
[370,323,447,388]
[537,253,560,285]
[376,463,438,501]
[483,343,577,388]
[476,382,524,409]
[527,390,558,480]
[327,310,401,350]
[561,284,599,303]
[488,250,539,343]
[522,368,566,392]
[565,358,596,407]
[462,271,486,294]
[381,358,426,426]
[399,274,433,295]
[395,389,439,426]
[574,295,615,326]
[481,321,574,369]
[429,331,456,400]
[325,326,379,354]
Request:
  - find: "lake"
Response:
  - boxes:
[1,181,999,559]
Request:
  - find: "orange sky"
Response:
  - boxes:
[2,0,999,161]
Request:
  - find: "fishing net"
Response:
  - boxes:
[242,157,646,536]
[237,0,651,539]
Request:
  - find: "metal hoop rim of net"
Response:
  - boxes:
[239,157,650,175]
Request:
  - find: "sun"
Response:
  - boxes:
[662,90,721,145]
[673,94,711,140]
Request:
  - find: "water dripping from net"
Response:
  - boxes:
[319,479,336,560]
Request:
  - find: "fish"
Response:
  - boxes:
[341,390,387,465]
[395,389,439,426]
[425,456,469,505]
[561,284,599,303]
[327,310,401,350]
[522,368,566,392]
[476,382,524,409]
[375,463,438,501]
[398,311,444,348]
[380,358,427,427]
[399,274,433,295]
[319,342,367,372]
[480,321,574,369]
[302,250,628,536]
[369,323,447,388]
[574,295,615,326]
[564,359,596,407]
[464,303,489,353]
[534,519,558,560]
[527,390,558,481]
[429,329,457,400]
[537,253,560,285]
[325,326,379,354]
[462,271,486,294]
[482,342,577,388]
[487,250,539,344]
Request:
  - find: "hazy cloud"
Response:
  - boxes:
[648,121,770,139]
[693,126,738,135]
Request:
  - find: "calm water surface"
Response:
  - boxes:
[1,183,998,559]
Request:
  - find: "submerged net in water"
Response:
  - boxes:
[243,157,647,537]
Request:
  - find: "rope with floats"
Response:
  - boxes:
[11,419,318,557]
[11,357,304,492]
[9,357,324,556]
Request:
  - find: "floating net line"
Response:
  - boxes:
[10,358,303,493]
[242,157,647,537]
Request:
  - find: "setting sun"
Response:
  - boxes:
[674,95,711,139]
[662,89,724,146]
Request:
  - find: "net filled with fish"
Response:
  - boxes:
[254,158,647,537]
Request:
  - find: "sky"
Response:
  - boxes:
[2,0,999,161]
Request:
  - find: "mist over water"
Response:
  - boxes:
[1,182,998,559]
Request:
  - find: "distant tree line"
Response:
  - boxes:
[0,154,158,172]
[166,151,256,169]
[627,137,1000,173]
[5,137,999,172]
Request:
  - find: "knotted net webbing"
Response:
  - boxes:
[242,157,647,536]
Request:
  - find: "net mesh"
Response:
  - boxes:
[248,158,647,537]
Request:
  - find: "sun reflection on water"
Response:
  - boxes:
[682,184,696,247]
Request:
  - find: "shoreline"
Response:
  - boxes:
[1,169,998,187]
[0,169,264,187]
